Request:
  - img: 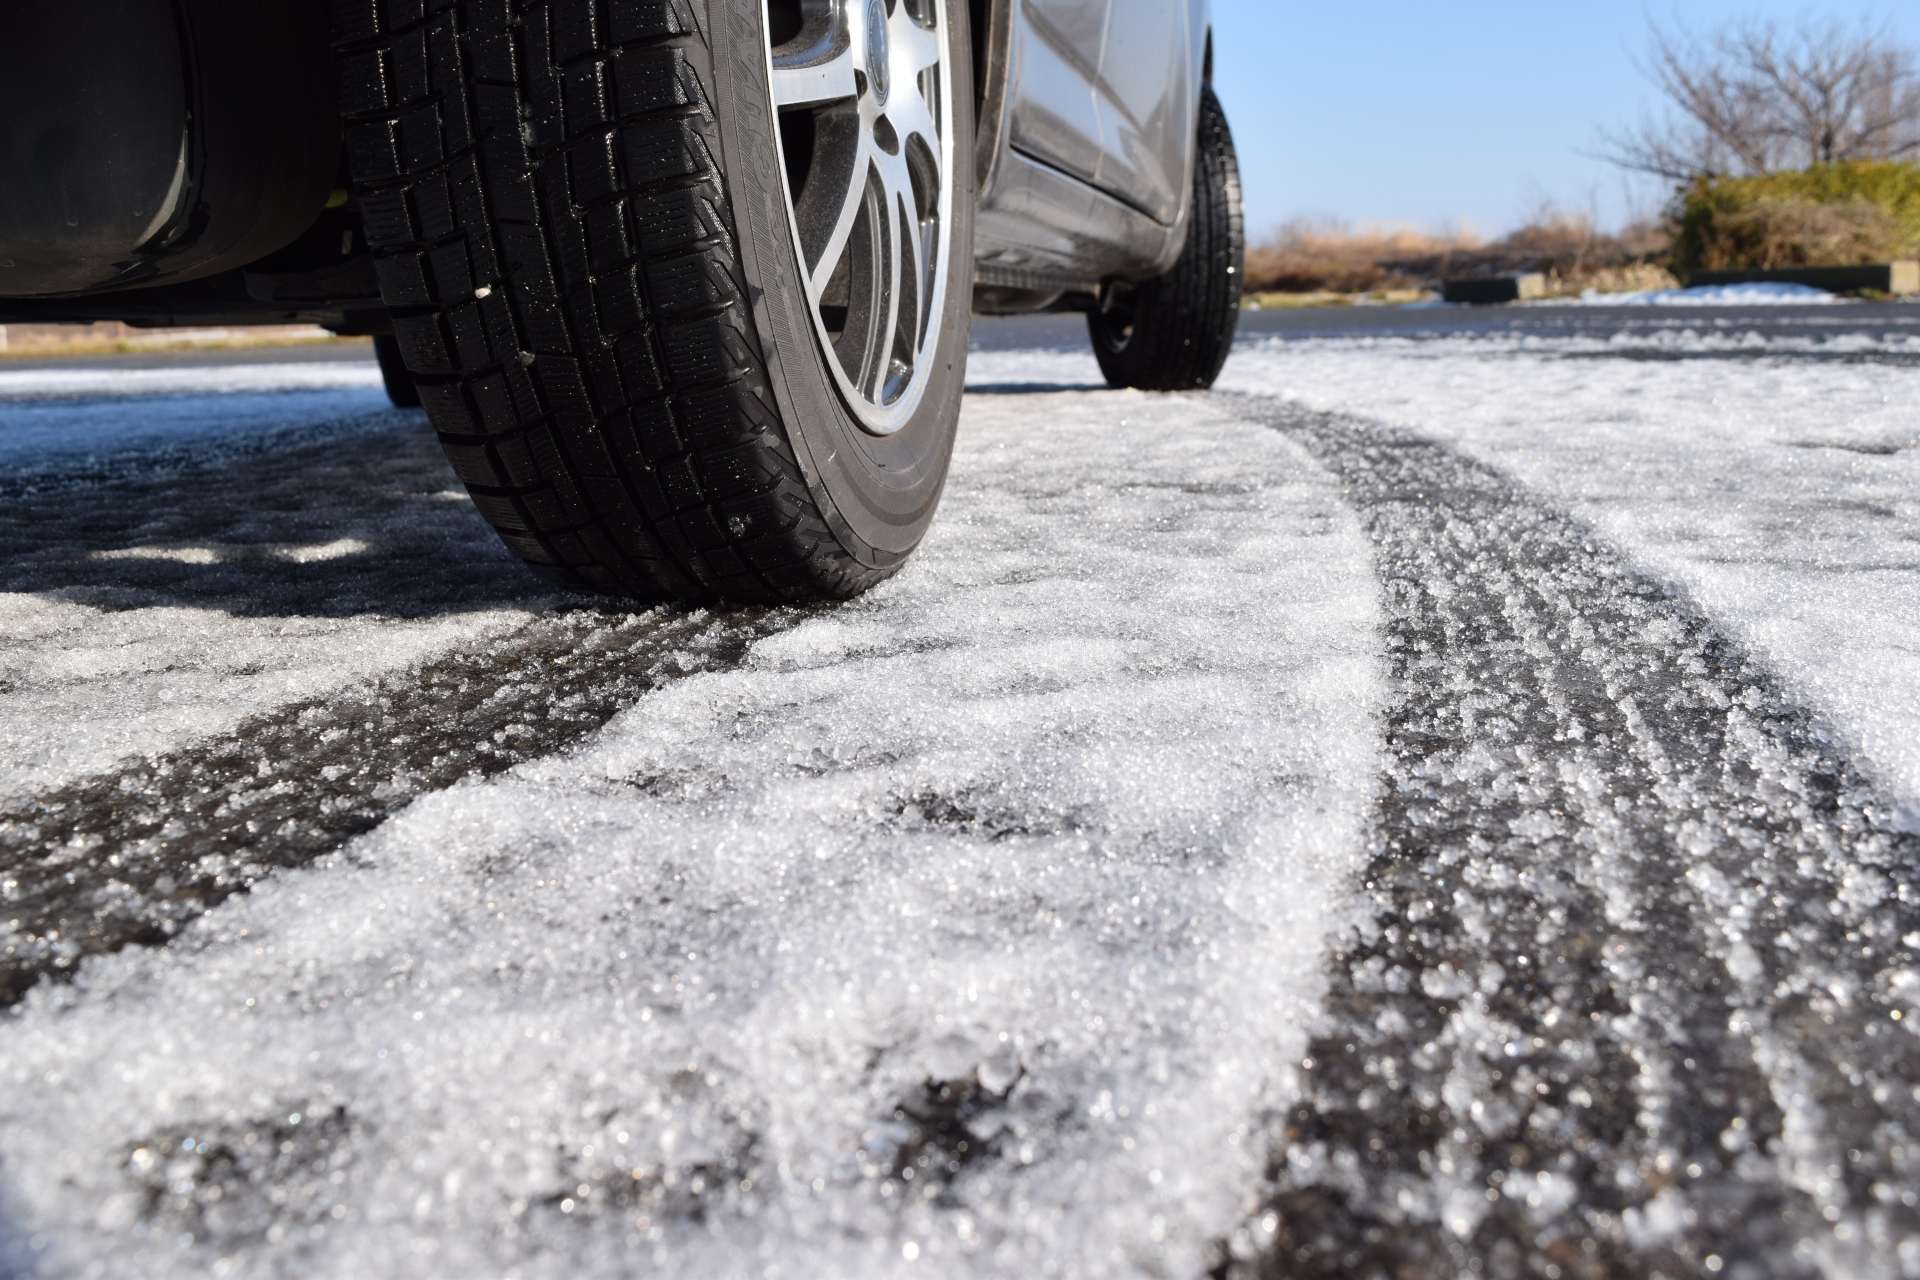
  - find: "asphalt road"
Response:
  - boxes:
[973,298,1920,353]
[0,303,1916,1280]
[10,296,1918,370]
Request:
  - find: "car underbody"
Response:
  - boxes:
[0,0,1206,332]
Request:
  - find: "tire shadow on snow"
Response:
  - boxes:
[0,410,550,619]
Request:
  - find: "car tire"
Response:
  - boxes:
[333,0,974,602]
[1088,86,1243,392]
[373,333,424,407]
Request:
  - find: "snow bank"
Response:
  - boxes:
[1566,280,1848,306]
[0,391,1383,1278]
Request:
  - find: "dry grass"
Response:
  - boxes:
[1690,198,1904,269]
[1243,289,1432,310]
[1245,214,1676,300]
[1244,220,1472,296]
[1569,263,1681,295]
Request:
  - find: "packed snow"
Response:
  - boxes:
[1223,333,1920,828]
[1223,404,1920,1280]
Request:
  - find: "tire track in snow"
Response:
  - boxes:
[0,607,787,1005]
[1224,403,1920,1280]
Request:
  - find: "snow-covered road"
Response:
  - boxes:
[1,314,1917,1280]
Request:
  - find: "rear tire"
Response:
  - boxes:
[373,334,423,407]
[332,0,973,602]
[1089,86,1243,391]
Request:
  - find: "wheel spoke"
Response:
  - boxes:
[891,10,944,76]
[900,188,930,348]
[872,134,920,214]
[807,143,875,295]
[887,86,942,170]
[872,193,906,400]
[873,145,926,349]
[771,42,858,110]
[770,0,953,432]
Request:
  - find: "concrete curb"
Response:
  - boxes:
[1442,273,1547,305]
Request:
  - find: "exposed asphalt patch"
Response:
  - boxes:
[0,606,789,1005]
[1220,401,1920,1280]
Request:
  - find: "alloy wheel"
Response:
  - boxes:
[766,0,954,436]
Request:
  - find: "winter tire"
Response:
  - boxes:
[333,0,974,602]
[1088,86,1243,392]
[373,333,424,407]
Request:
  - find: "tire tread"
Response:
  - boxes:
[1090,86,1244,392]
[333,0,886,601]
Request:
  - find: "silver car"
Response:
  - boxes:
[0,0,1242,602]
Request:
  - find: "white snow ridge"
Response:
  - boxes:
[0,391,1382,1278]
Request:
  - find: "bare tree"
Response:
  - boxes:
[1599,18,1920,180]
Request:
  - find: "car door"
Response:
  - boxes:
[1088,0,1195,225]
[1003,0,1197,226]
[1004,0,1109,190]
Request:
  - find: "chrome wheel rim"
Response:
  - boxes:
[765,0,954,437]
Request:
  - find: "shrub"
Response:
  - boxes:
[1671,160,1920,275]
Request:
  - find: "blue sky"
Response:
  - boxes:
[1207,3,1920,242]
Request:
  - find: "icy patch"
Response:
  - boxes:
[0,362,389,469]
[0,392,1382,1278]
[88,537,373,565]
[1231,326,1920,361]
[90,544,226,565]
[0,390,392,469]
[965,346,1107,390]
